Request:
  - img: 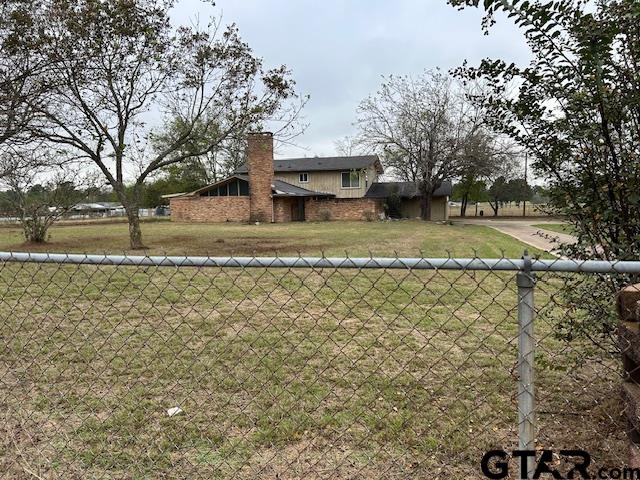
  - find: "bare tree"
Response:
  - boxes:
[0,154,81,243]
[25,0,305,249]
[333,135,364,157]
[356,70,484,220]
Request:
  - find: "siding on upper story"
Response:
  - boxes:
[274,166,379,199]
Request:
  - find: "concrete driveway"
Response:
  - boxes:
[455,218,576,254]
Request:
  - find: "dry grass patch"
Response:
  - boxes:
[0,262,625,479]
[0,220,543,257]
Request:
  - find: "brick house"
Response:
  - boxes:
[169,133,451,223]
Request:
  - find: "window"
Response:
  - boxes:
[299,172,309,183]
[239,179,250,196]
[341,171,360,188]
[199,178,250,197]
[228,180,238,196]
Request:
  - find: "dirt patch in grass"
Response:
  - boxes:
[4,234,332,257]
[5,235,332,258]
[169,235,332,256]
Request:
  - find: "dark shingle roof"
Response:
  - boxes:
[236,155,382,174]
[365,181,452,199]
[272,179,334,197]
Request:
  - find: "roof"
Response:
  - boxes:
[72,202,124,211]
[160,192,187,199]
[183,175,334,198]
[272,179,334,198]
[365,181,453,199]
[236,155,383,174]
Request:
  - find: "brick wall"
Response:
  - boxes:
[305,198,383,222]
[618,284,640,467]
[274,198,294,223]
[170,196,250,223]
[170,196,383,223]
[248,133,274,223]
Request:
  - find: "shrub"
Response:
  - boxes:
[319,209,332,221]
[384,193,402,219]
[363,210,376,222]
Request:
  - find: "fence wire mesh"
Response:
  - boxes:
[0,252,635,479]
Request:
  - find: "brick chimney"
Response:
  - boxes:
[247,132,274,223]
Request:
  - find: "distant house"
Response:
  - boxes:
[72,202,125,216]
[169,133,450,223]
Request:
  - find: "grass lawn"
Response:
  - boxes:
[533,223,574,235]
[449,202,549,217]
[0,220,623,478]
[0,219,542,258]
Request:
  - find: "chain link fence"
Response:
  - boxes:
[0,251,636,479]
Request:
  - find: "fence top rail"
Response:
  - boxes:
[2,251,640,273]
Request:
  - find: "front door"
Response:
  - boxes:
[291,198,305,221]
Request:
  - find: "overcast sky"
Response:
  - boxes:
[174,0,531,158]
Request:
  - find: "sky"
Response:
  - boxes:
[173,0,531,158]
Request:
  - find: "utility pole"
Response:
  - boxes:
[523,152,528,218]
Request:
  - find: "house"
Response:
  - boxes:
[364,182,452,220]
[72,202,125,216]
[169,133,451,223]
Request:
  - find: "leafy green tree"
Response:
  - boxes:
[152,118,266,187]
[0,0,49,149]
[505,178,533,207]
[454,131,518,216]
[23,0,303,249]
[139,164,207,208]
[487,176,510,216]
[453,179,487,213]
[530,185,550,205]
[449,0,640,342]
[449,0,640,260]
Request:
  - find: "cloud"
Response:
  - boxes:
[175,0,531,157]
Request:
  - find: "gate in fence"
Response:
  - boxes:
[0,251,638,479]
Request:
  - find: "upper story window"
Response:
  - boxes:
[299,172,309,183]
[341,171,360,189]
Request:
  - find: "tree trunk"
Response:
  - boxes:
[420,193,433,221]
[115,184,146,250]
[127,207,145,249]
[490,199,499,216]
[461,193,468,217]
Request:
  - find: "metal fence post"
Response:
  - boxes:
[517,251,536,480]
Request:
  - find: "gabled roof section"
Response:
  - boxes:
[236,155,383,174]
[272,179,334,198]
[188,175,248,196]
[161,192,188,199]
[365,181,453,199]
[176,174,334,198]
